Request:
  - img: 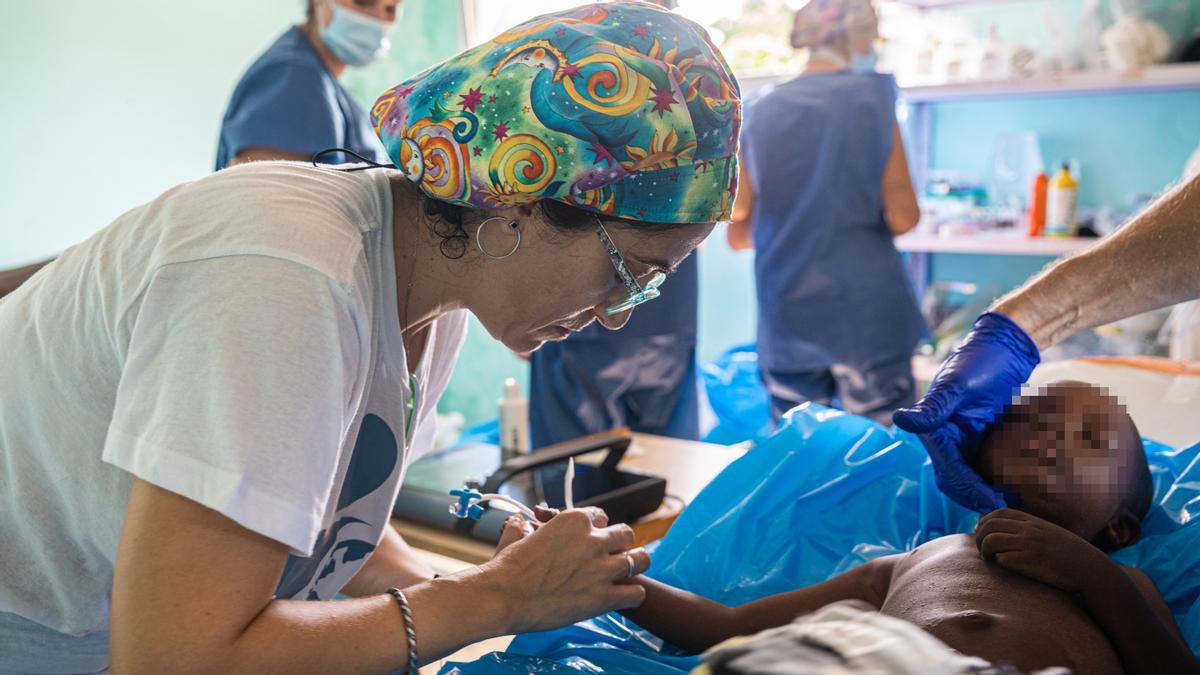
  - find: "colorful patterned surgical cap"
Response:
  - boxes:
[371,2,741,224]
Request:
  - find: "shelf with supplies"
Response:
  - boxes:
[738,64,1200,101]
[894,232,1098,256]
[900,63,1200,102]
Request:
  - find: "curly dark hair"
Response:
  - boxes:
[419,194,688,259]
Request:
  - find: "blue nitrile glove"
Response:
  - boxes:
[893,312,1041,513]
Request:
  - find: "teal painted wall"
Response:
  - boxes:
[698,228,757,362]
[931,90,1200,211]
[0,0,305,267]
[0,0,463,269]
[928,253,1055,298]
[0,0,506,422]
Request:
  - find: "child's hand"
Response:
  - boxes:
[974,508,1111,594]
[495,506,600,555]
[496,514,537,554]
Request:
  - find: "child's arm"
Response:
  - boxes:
[620,555,899,654]
[976,509,1199,675]
[1081,566,1198,675]
[1121,566,1189,646]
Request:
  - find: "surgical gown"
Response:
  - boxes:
[529,254,699,448]
[741,72,925,423]
[215,27,386,171]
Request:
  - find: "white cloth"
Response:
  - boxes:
[702,601,1013,675]
[0,162,466,672]
[783,602,992,674]
[1161,300,1200,362]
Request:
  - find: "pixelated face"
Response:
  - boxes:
[975,382,1136,539]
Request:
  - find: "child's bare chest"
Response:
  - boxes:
[880,535,1123,674]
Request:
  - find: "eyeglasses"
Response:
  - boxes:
[594,218,667,316]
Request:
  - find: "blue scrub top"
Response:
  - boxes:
[527,252,700,447]
[215,27,387,171]
[742,72,924,372]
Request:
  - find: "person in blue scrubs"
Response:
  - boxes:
[729,0,924,426]
[529,255,700,447]
[215,0,399,170]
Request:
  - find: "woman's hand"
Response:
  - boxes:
[975,509,1111,594]
[479,507,649,635]
[893,312,1040,513]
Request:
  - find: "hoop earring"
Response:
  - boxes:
[475,217,521,260]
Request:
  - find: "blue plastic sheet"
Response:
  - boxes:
[700,344,772,446]
[442,404,1200,674]
[457,418,501,447]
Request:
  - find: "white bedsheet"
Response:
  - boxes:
[1028,360,1200,448]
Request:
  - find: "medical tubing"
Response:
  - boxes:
[386,587,419,674]
[460,458,577,519]
[473,494,538,520]
[310,147,397,171]
[565,457,575,509]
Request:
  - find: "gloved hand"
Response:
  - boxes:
[893,312,1040,513]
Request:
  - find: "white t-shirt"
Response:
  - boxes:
[0,162,466,672]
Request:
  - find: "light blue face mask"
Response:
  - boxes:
[319,3,394,67]
[851,47,878,72]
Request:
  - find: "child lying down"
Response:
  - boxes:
[504,382,1198,674]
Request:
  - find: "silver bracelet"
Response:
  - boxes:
[386,587,419,674]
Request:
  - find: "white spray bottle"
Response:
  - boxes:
[498,378,530,459]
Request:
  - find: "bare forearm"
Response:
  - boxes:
[619,561,889,655]
[229,147,312,166]
[619,577,740,654]
[117,575,508,674]
[341,525,435,597]
[993,174,1200,350]
[727,219,754,250]
[884,197,920,236]
[113,482,643,674]
[883,121,920,236]
[1081,566,1199,675]
[729,152,755,250]
[0,258,53,298]
[725,560,889,638]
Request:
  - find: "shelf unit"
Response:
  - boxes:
[902,63,1200,204]
[894,233,1096,256]
[902,63,1200,102]
[896,61,1200,301]
[739,63,1200,100]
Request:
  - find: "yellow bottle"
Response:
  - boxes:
[1045,162,1079,238]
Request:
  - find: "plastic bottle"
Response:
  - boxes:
[979,25,1009,80]
[1045,162,1079,238]
[1027,171,1048,237]
[1078,0,1108,71]
[498,378,530,458]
